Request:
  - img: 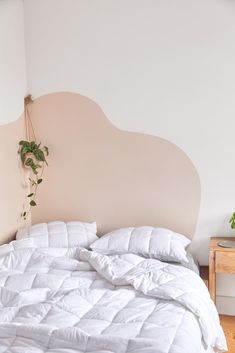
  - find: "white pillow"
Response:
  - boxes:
[90,226,190,263]
[0,238,35,257]
[16,221,98,248]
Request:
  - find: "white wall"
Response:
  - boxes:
[24,0,235,313]
[0,0,27,125]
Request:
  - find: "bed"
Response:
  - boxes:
[0,92,227,351]
[0,221,227,353]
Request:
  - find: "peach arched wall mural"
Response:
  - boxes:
[0,92,201,242]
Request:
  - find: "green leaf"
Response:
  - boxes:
[44,146,49,156]
[32,168,38,175]
[19,140,30,147]
[27,193,34,197]
[30,200,37,206]
[37,178,43,184]
[21,146,30,155]
[30,141,37,150]
[229,212,235,230]
[25,158,39,174]
[25,158,34,166]
[33,149,45,162]
[20,146,31,162]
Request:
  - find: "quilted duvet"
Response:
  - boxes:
[0,243,227,353]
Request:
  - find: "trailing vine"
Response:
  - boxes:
[19,95,49,220]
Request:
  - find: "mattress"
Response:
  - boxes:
[0,245,226,353]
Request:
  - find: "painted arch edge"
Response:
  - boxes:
[31,91,201,238]
[0,91,201,240]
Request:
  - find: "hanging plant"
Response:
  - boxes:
[19,95,49,220]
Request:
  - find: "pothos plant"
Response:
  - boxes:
[229,212,235,230]
[19,94,49,220]
[19,140,49,220]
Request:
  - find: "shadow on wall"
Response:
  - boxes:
[0,117,30,244]
[0,91,200,243]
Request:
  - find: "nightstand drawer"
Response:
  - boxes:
[215,252,235,274]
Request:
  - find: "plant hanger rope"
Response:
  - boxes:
[24,95,36,141]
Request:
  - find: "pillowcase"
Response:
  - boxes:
[90,226,190,263]
[16,221,98,248]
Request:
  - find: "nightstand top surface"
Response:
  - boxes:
[210,237,235,251]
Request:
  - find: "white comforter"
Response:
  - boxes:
[0,245,227,353]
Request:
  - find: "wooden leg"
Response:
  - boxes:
[209,250,216,303]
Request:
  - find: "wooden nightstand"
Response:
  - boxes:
[209,237,235,303]
[220,315,235,353]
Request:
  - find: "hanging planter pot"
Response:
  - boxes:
[18,95,49,220]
